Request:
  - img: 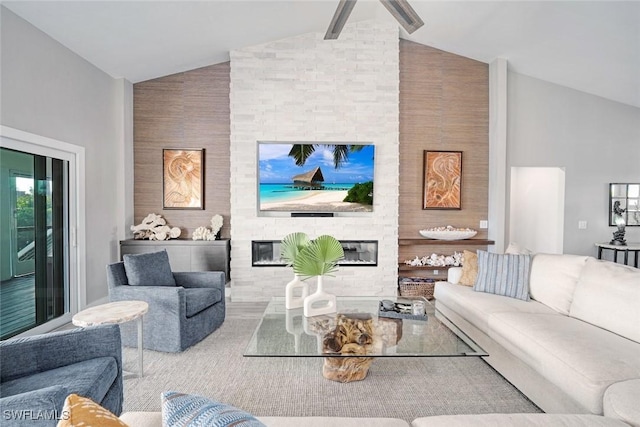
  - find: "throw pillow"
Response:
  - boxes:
[473,250,531,301]
[123,250,176,287]
[458,250,478,286]
[505,242,533,255]
[161,391,266,427]
[57,394,129,427]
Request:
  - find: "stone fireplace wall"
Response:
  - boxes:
[229,21,400,301]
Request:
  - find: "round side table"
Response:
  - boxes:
[595,242,640,268]
[72,300,149,377]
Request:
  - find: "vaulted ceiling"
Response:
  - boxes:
[3,1,639,108]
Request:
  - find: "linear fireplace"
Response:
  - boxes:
[252,240,378,267]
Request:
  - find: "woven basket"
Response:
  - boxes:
[398,279,435,300]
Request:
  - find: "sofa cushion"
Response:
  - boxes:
[185,288,222,318]
[123,250,176,287]
[603,379,640,427]
[505,242,533,255]
[0,357,118,406]
[161,391,266,427]
[488,311,640,414]
[433,282,556,334]
[474,251,531,301]
[120,412,162,427]
[411,413,630,427]
[0,385,68,421]
[119,413,411,427]
[529,253,588,315]
[258,417,411,427]
[458,250,477,286]
[58,394,128,427]
[570,258,640,343]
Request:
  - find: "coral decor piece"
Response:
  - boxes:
[192,215,224,241]
[210,215,224,238]
[192,226,213,241]
[131,213,181,240]
[404,251,463,267]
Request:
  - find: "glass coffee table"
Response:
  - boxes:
[244,296,486,382]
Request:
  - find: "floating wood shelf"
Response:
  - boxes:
[398,239,495,246]
[398,264,454,271]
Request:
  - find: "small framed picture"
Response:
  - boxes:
[162,149,204,209]
[423,150,462,210]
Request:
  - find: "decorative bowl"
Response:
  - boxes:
[419,227,477,240]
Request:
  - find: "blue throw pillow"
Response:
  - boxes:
[161,391,266,427]
[123,250,176,287]
[473,250,531,301]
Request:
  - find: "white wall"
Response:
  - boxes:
[0,7,132,304]
[510,167,565,254]
[507,72,640,258]
[230,21,400,301]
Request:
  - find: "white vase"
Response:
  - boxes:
[285,308,304,354]
[285,274,309,309]
[303,276,337,317]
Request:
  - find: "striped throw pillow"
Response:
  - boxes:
[473,250,531,301]
[161,391,266,427]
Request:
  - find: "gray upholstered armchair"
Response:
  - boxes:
[106,251,226,353]
[0,325,123,426]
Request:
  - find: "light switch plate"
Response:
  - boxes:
[578,221,587,229]
[479,220,488,229]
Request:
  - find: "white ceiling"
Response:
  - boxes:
[3,1,640,108]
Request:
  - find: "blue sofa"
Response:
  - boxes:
[0,324,123,426]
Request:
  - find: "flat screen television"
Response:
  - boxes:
[258,142,375,213]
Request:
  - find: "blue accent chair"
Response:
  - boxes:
[0,325,123,426]
[106,262,226,353]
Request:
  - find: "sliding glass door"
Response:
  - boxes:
[0,148,69,339]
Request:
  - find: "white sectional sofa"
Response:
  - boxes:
[435,254,640,426]
[117,255,639,427]
[120,412,631,426]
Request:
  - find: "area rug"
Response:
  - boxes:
[123,319,541,421]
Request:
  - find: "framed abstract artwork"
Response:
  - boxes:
[162,149,204,209]
[423,150,462,210]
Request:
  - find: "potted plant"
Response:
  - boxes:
[292,234,344,317]
[281,232,311,309]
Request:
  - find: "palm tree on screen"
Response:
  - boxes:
[288,144,366,169]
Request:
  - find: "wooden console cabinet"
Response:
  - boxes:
[119,239,231,282]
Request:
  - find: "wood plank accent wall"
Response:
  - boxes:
[133,62,231,239]
[399,40,489,266]
[132,41,488,254]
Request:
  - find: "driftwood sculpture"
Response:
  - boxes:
[130,213,181,240]
[321,313,402,382]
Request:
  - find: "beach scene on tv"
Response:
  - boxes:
[259,143,375,212]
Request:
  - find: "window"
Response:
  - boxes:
[1,126,85,338]
[610,183,640,226]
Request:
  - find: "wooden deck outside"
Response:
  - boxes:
[1,274,36,339]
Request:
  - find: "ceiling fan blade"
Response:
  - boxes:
[325,0,358,40]
[379,0,424,34]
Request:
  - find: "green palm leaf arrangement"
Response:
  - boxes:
[280,232,311,267]
[292,235,344,280]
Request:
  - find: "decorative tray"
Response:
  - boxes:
[378,300,428,321]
